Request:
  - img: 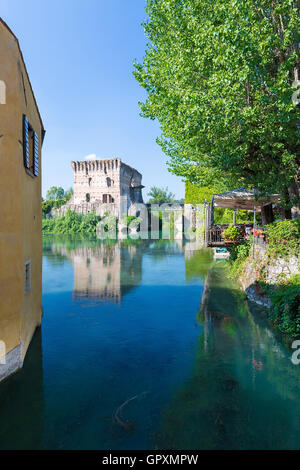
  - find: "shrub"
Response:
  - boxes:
[229,240,251,262]
[266,219,300,259]
[42,210,101,234]
[228,240,251,278]
[79,212,102,234]
[96,215,118,235]
[222,225,241,241]
[42,218,56,233]
[268,278,300,336]
[42,200,55,217]
[120,215,142,227]
[42,197,72,218]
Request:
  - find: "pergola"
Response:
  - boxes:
[210,188,281,225]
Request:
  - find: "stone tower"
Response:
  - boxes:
[71,158,144,206]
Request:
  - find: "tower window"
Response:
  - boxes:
[86,194,90,202]
[106,177,111,187]
[103,194,113,203]
[89,178,92,187]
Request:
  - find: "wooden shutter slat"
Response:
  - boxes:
[23,115,30,169]
[33,131,39,176]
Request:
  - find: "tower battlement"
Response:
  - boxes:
[71,158,121,173]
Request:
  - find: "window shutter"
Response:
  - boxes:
[33,131,39,177]
[23,115,30,168]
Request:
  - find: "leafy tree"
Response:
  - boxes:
[185,182,226,204]
[147,186,175,204]
[173,198,185,204]
[42,200,55,217]
[46,186,65,201]
[134,0,300,215]
[64,187,74,202]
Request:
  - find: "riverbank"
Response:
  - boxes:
[227,219,300,337]
[42,210,143,235]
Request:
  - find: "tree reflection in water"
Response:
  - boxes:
[153,262,300,450]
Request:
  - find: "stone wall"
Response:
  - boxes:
[239,243,299,307]
[52,201,121,218]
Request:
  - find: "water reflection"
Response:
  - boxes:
[0,237,300,449]
[0,330,44,449]
[44,238,145,303]
[153,264,300,450]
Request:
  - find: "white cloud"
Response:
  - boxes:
[84,153,97,161]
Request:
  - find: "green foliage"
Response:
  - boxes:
[42,198,68,216]
[266,218,300,259]
[78,212,102,234]
[230,241,251,263]
[42,210,101,234]
[120,215,142,227]
[97,215,118,234]
[185,249,214,281]
[214,208,260,225]
[134,0,300,205]
[227,240,251,279]
[43,187,74,218]
[185,182,219,204]
[222,225,241,241]
[185,182,255,224]
[64,187,74,201]
[147,186,175,204]
[227,226,300,336]
[42,218,56,233]
[42,200,55,217]
[268,278,300,336]
[46,186,65,201]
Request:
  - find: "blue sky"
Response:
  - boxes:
[1,0,184,199]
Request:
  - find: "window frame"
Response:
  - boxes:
[23,115,39,177]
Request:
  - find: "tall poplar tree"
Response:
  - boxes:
[134,0,300,216]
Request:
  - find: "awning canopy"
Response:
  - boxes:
[212,188,280,211]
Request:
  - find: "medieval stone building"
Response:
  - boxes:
[72,158,143,205]
[55,158,144,218]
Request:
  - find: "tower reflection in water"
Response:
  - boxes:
[49,239,143,303]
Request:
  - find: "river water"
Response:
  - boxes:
[0,236,300,450]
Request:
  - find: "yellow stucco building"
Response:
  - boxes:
[0,18,45,382]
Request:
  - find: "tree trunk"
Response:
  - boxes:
[261,203,274,225]
[283,208,292,219]
[281,186,293,220]
[288,180,300,219]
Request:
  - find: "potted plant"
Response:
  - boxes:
[222,225,241,243]
[257,229,265,238]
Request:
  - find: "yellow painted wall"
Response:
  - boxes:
[0,20,44,371]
